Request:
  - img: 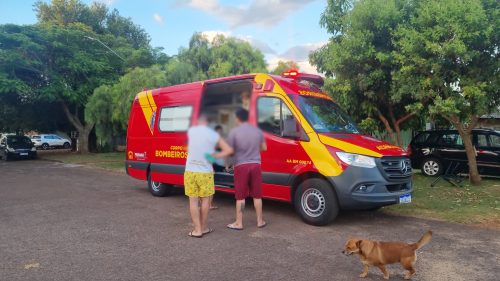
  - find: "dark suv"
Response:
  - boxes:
[408,129,500,176]
[0,135,37,161]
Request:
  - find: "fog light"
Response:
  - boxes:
[354,184,373,193]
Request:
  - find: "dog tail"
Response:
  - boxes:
[413,230,432,250]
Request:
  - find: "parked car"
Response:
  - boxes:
[408,129,500,176]
[31,134,71,150]
[0,135,37,160]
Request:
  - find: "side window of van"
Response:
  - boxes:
[257,97,297,138]
[158,106,192,132]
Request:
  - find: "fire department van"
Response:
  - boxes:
[125,71,412,225]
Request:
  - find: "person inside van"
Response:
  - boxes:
[241,90,250,110]
[226,108,267,230]
[184,114,233,238]
[208,125,227,210]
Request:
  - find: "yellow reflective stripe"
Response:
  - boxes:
[137,91,154,134]
[146,90,157,112]
[318,135,382,158]
[254,73,342,177]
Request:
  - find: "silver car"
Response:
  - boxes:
[31,134,71,150]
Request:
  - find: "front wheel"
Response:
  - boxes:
[294,178,339,226]
[421,158,442,176]
[148,173,174,197]
[63,142,70,149]
[41,143,49,150]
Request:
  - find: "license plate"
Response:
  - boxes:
[20,153,28,156]
[399,193,411,204]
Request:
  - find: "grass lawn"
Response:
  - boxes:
[382,172,500,226]
[39,151,125,171]
[40,151,499,226]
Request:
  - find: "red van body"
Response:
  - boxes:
[126,72,412,225]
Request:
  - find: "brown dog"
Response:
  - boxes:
[342,230,432,280]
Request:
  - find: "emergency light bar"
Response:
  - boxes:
[281,70,324,87]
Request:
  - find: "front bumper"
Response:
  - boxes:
[7,149,37,159]
[328,164,412,210]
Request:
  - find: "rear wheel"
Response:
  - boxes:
[421,158,442,176]
[147,172,174,197]
[63,142,70,149]
[294,178,339,226]
[41,143,49,150]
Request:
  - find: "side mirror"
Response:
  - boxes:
[282,118,310,142]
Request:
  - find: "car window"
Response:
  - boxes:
[490,134,500,148]
[257,97,300,138]
[438,133,463,146]
[477,133,489,147]
[32,136,40,139]
[413,132,430,144]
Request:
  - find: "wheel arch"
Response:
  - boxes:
[290,171,339,207]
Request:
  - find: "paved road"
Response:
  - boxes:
[0,160,498,281]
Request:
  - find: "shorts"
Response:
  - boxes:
[184,171,215,198]
[234,163,262,200]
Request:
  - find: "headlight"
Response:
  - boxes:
[335,152,376,168]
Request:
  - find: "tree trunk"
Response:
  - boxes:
[376,109,397,145]
[450,116,481,185]
[62,102,95,154]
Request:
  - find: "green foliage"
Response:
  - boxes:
[311,0,420,146]
[1,0,166,151]
[394,0,499,124]
[270,60,299,75]
[178,33,267,79]
[86,66,168,145]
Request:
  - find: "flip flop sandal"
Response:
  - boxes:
[202,228,215,235]
[257,222,267,228]
[188,231,203,238]
[226,224,243,231]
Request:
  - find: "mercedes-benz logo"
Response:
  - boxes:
[400,160,410,174]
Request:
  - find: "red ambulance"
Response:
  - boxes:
[126,71,412,225]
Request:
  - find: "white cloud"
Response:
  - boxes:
[267,41,327,75]
[153,13,164,24]
[200,30,232,42]
[178,0,315,28]
[200,31,276,55]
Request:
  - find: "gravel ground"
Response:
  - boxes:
[0,160,498,281]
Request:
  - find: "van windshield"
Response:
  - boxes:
[297,96,360,134]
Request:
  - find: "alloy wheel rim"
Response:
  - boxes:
[423,161,439,175]
[151,181,161,192]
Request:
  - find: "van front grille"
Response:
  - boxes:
[378,157,412,180]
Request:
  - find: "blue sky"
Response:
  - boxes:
[0,0,330,73]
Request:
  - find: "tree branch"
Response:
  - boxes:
[395,112,416,126]
[62,102,83,130]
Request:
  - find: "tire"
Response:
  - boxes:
[294,178,339,226]
[421,158,442,177]
[147,172,174,197]
[41,143,49,150]
[63,142,70,149]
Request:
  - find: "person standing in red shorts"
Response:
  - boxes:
[226,108,267,230]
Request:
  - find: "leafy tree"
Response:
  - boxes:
[86,66,168,146]
[310,0,420,146]
[1,0,162,152]
[178,33,267,79]
[271,60,299,75]
[394,0,499,184]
